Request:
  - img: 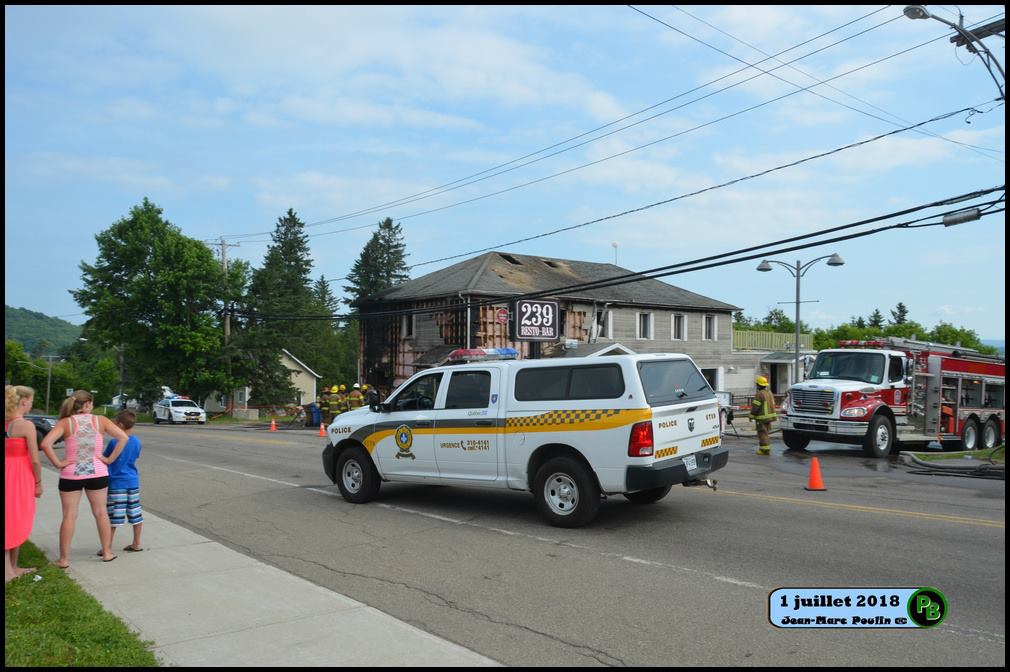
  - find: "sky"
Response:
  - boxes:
[4,5,1006,340]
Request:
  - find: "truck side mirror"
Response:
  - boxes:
[368,389,386,412]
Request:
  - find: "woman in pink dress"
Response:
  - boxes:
[41,390,129,567]
[5,385,44,582]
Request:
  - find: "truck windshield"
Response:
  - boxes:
[809,352,885,384]
[637,359,714,406]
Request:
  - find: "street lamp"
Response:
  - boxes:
[757,253,845,385]
[903,5,1005,100]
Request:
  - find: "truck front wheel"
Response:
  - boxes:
[960,418,980,451]
[782,430,810,451]
[863,415,894,458]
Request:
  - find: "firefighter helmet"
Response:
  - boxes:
[755,375,769,388]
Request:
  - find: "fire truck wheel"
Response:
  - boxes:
[981,418,1000,450]
[960,418,980,452]
[863,415,894,458]
[782,430,810,451]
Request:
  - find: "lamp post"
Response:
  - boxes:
[903,5,1005,100]
[757,253,845,385]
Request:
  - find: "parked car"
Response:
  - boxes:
[153,398,207,424]
[24,414,60,447]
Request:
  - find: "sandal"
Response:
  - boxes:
[123,545,144,552]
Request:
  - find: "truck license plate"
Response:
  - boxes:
[683,454,697,471]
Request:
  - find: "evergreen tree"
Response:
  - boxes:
[890,302,909,325]
[343,217,409,305]
[867,309,885,329]
[243,209,317,404]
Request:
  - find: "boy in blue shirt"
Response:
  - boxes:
[103,409,144,552]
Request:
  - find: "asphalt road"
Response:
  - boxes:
[126,424,1004,666]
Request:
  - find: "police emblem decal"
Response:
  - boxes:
[394,424,416,459]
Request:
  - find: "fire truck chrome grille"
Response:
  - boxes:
[792,389,835,415]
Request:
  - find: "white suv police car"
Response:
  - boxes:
[323,349,727,527]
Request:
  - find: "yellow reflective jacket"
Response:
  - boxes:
[749,388,778,422]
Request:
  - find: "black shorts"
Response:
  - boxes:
[58,476,110,492]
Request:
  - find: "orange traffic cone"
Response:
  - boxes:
[804,457,826,491]
[270,418,277,432]
[318,422,326,437]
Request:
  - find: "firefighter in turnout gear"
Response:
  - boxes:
[347,383,364,410]
[320,386,332,425]
[333,386,345,416]
[749,375,777,455]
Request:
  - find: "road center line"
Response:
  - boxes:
[717,490,1004,528]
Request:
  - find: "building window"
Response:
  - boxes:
[703,314,717,341]
[593,309,613,340]
[671,313,687,340]
[637,312,654,340]
[402,313,415,338]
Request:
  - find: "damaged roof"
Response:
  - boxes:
[361,251,738,311]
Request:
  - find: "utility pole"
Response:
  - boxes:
[219,237,240,343]
[218,237,240,415]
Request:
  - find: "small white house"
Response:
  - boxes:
[204,349,322,419]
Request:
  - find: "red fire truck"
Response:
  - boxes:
[780,337,1005,457]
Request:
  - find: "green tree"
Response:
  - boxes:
[242,209,320,404]
[72,198,233,406]
[867,309,885,329]
[343,217,409,305]
[890,302,909,325]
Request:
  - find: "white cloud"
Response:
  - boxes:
[23,152,175,192]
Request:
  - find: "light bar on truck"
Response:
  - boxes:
[447,348,519,362]
[838,340,885,347]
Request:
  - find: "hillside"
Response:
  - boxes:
[4,305,82,354]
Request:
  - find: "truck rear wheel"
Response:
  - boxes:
[981,418,1000,450]
[782,430,810,451]
[534,457,600,528]
[623,485,672,504]
[862,415,894,458]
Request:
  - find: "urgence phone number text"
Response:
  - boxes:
[440,439,491,451]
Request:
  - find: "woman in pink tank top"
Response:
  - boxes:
[41,390,129,567]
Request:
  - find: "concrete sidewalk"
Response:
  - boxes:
[31,469,499,667]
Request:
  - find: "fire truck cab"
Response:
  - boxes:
[780,337,1005,458]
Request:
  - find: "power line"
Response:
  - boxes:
[318,102,996,285]
[231,185,1003,323]
[396,104,992,272]
[303,29,975,251]
[217,7,899,242]
[655,5,1004,159]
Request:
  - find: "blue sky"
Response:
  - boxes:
[5,5,1005,339]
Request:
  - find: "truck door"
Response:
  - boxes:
[434,368,501,483]
[884,354,910,425]
[375,372,442,480]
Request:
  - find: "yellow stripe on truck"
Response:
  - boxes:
[505,408,652,433]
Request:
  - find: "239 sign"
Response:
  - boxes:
[513,299,560,341]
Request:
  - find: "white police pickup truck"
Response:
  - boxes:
[323,349,727,527]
